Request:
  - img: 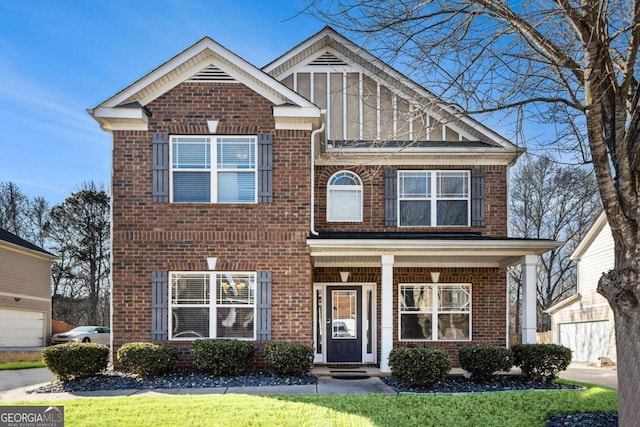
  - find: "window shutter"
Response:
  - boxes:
[257,133,273,203]
[471,168,486,227]
[384,169,398,226]
[152,133,169,203]
[256,271,272,340]
[151,271,168,340]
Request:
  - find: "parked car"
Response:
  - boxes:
[51,326,111,345]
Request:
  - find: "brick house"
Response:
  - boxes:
[89,27,558,370]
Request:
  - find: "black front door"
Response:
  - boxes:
[326,286,362,362]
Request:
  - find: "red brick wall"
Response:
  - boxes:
[314,164,508,236]
[111,82,314,365]
[313,266,507,367]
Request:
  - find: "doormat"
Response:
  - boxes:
[330,375,371,380]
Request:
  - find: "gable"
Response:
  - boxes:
[264,27,521,165]
[89,37,320,131]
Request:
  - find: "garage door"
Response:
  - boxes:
[0,309,44,347]
[559,321,609,363]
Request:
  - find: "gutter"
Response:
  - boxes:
[310,122,325,236]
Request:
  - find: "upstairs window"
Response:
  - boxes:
[327,171,363,222]
[398,170,469,226]
[171,136,256,203]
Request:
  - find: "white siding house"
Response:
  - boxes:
[548,213,616,363]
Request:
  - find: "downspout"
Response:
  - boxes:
[310,122,325,236]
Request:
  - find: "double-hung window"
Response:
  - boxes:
[398,170,469,226]
[171,136,257,203]
[169,272,256,340]
[399,283,471,341]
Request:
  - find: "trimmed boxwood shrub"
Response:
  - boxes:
[459,345,513,381]
[388,346,451,388]
[511,343,572,383]
[264,343,313,377]
[42,343,109,381]
[117,342,179,378]
[190,339,255,376]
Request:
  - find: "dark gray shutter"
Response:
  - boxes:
[152,133,170,202]
[384,169,398,226]
[256,271,272,340]
[257,133,273,203]
[151,271,168,340]
[471,168,486,227]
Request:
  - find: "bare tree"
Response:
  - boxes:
[307,1,640,421]
[46,182,110,326]
[510,155,600,332]
[0,182,29,236]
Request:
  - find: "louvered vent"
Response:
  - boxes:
[187,64,237,82]
[308,51,347,66]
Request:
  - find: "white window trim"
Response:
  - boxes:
[169,135,258,204]
[398,283,472,342]
[168,271,257,341]
[397,170,470,227]
[327,170,364,222]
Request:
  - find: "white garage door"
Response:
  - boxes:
[559,321,609,363]
[0,309,44,347]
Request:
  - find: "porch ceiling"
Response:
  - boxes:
[307,237,561,269]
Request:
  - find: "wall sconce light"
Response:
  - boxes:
[207,257,217,270]
[430,272,440,283]
[339,271,350,283]
[14,297,21,302]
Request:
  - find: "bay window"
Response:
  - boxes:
[169,272,256,339]
[171,135,256,203]
[399,283,471,341]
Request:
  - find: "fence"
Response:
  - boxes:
[508,331,553,346]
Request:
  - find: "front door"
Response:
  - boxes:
[326,286,362,362]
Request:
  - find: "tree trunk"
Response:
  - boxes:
[598,267,640,426]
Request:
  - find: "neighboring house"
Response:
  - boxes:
[89,27,558,370]
[548,213,616,363]
[0,228,55,348]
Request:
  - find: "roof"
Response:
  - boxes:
[88,36,320,131]
[263,26,520,153]
[0,228,55,258]
[307,231,561,268]
[571,212,608,261]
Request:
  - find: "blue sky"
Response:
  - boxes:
[0,0,325,204]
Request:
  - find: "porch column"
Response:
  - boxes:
[522,255,538,344]
[380,255,394,372]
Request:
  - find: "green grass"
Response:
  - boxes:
[0,360,46,370]
[3,383,617,427]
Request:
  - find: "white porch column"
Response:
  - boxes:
[380,255,394,372]
[522,255,538,344]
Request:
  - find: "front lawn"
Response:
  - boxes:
[5,382,617,426]
[0,361,46,370]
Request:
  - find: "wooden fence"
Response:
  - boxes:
[508,331,553,346]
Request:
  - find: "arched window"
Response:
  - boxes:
[327,171,363,222]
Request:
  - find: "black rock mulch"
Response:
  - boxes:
[28,369,316,394]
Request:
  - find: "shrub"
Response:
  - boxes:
[117,342,179,378]
[264,343,313,377]
[459,345,513,382]
[42,343,109,381]
[388,346,451,388]
[190,339,255,376]
[511,343,572,383]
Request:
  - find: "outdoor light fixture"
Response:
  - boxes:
[430,272,441,283]
[340,271,350,282]
[14,297,21,302]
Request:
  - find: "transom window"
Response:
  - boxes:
[171,135,257,203]
[169,272,256,340]
[327,170,363,222]
[399,283,471,341]
[398,170,469,226]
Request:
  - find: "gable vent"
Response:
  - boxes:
[308,51,347,66]
[187,64,237,82]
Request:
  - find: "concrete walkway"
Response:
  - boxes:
[0,363,618,403]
